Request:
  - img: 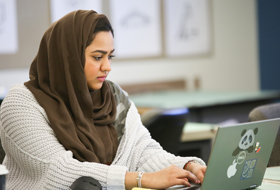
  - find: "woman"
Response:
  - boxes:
[0,10,206,189]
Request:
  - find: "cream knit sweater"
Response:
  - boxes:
[0,84,205,190]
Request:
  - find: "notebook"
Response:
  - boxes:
[167,118,280,190]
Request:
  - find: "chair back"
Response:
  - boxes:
[141,108,188,155]
[0,121,5,164]
[248,102,280,166]
[0,139,4,164]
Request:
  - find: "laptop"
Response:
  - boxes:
[167,118,280,190]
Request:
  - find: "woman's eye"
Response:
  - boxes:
[93,56,102,61]
[109,55,115,60]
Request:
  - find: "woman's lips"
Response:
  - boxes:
[97,76,106,82]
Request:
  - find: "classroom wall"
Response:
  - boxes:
[0,0,259,95]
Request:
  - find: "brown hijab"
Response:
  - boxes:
[24,10,119,164]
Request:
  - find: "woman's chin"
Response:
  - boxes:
[89,82,104,90]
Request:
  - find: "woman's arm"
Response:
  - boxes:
[108,80,205,174]
[125,165,202,190]
[113,101,206,189]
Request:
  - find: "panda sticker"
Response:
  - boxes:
[227,128,259,179]
[233,128,258,157]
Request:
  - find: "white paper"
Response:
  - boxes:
[50,0,102,23]
[109,0,162,59]
[164,0,211,57]
[0,0,18,54]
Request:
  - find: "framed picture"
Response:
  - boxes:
[164,0,211,57]
[0,0,18,54]
[109,0,162,59]
[50,0,102,23]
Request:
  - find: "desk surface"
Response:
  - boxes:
[256,167,280,190]
[181,122,217,142]
[130,90,280,109]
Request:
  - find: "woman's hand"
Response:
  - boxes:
[140,165,201,189]
[187,162,207,183]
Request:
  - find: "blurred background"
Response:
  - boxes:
[0,0,279,98]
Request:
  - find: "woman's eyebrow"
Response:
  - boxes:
[91,49,115,54]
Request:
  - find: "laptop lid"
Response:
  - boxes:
[200,118,280,190]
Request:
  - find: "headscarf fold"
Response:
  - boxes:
[24,10,118,163]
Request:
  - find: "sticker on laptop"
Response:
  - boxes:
[227,159,237,178]
[227,128,259,179]
[240,159,257,180]
[255,142,261,153]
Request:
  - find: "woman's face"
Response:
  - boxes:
[84,31,114,90]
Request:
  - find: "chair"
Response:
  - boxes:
[0,139,5,164]
[70,176,101,190]
[0,119,5,164]
[141,108,188,155]
[248,102,280,167]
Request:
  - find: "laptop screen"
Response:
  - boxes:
[201,118,280,190]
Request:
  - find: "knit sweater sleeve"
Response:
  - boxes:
[113,101,206,174]
[0,85,127,190]
[104,80,205,172]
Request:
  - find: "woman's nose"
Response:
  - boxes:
[101,59,111,72]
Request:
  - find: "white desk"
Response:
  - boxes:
[181,122,217,142]
[179,122,218,163]
[256,167,280,190]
